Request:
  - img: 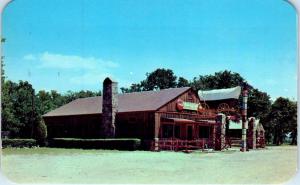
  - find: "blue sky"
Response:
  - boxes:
[2,0,297,100]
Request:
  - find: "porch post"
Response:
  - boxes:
[154,112,161,151]
[215,113,226,150]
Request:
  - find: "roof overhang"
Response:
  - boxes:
[162,117,215,125]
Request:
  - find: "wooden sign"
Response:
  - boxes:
[176,99,202,111]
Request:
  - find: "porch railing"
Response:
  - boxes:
[151,138,214,152]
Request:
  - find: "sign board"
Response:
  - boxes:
[182,101,199,111]
[176,99,201,111]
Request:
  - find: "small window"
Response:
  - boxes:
[162,124,173,138]
[199,126,210,138]
[175,125,180,138]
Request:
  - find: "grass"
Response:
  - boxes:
[1,145,297,184]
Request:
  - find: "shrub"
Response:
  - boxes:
[35,120,47,146]
[48,138,141,150]
[2,139,37,148]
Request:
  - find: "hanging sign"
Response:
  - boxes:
[176,99,201,111]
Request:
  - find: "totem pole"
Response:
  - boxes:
[241,82,250,152]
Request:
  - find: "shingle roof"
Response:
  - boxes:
[43,87,191,117]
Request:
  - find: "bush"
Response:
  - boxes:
[35,120,47,146]
[2,139,37,148]
[48,138,141,150]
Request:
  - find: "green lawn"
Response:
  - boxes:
[1,146,297,184]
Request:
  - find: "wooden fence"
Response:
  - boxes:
[151,138,214,152]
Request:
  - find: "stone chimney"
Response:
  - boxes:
[101,77,118,138]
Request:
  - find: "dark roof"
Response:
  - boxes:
[43,87,191,117]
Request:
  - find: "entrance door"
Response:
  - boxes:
[187,125,193,140]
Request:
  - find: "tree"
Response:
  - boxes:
[1,37,5,84]
[2,80,40,138]
[1,80,22,137]
[35,119,47,145]
[289,101,297,145]
[121,83,143,93]
[268,97,297,145]
[142,68,177,90]
[247,88,272,142]
[14,81,40,138]
[120,68,178,92]
[190,70,244,90]
[177,77,189,87]
[64,90,101,103]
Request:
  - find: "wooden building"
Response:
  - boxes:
[43,85,218,149]
[43,78,265,150]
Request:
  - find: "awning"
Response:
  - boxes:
[162,117,215,124]
[162,118,196,123]
[198,86,241,101]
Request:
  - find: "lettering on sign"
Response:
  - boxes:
[176,99,202,112]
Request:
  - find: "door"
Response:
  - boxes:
[187,125,193,140]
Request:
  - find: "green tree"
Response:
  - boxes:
[64,90,101,103]
[14,81,40,138]
[190,70,244,90]
[177,77,189,87]
[268,97,297,145]
[1,37,5,84]
[35,119,47,145]
[1,80,22,137]
[36,90,54,115]
[120,83,143,93]
[247,88,272,142]
[289,101,297,145]
[142,68,177,90]
[121,68,178,92]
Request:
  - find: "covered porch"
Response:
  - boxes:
[153,112,218,151]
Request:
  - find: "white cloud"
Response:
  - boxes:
[70,72,112,85]
[22,52,119,86]
[23,54,36,61]
[36,52,119,69]
[23,52,118,70]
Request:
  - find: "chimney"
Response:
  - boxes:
[101,77,118,138]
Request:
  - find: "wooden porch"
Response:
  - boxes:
[153,111,218,151]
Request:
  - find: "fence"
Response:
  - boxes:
[151,138,214,152]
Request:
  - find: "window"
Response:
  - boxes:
[199,126,210,138]
[175,125,180,138]
[162,124,173,138]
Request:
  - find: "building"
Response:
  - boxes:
[43,77,265,150]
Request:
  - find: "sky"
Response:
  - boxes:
[2,0,298,100]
